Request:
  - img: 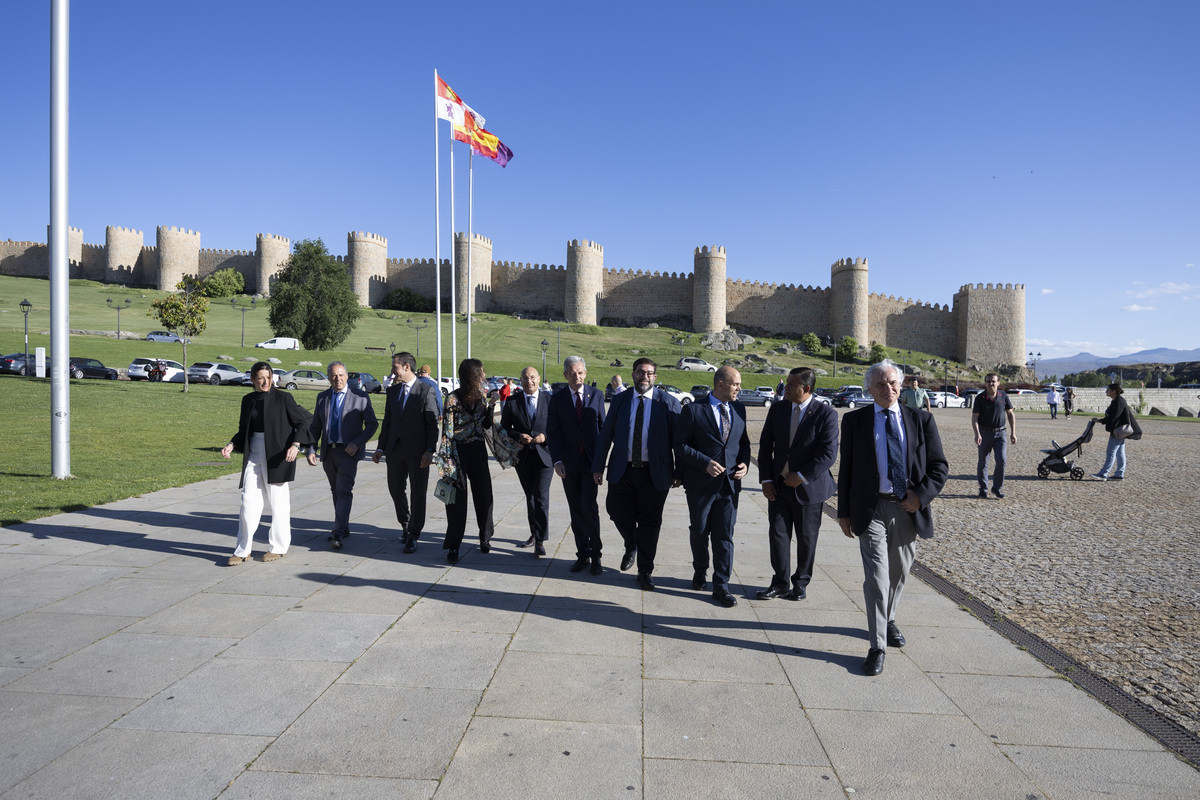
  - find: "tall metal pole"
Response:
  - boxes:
[433,70,443,388]
[466,147,474,358]
[449,124,457,374]
[50,0,71,478]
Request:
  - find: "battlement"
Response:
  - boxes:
[349,231,387,244]
[200,248,252,257]
[107,226,143,235]
[81,243,104,252]
[695,245,726,256]
[495,261,565,272]
[831,256,868,271]
[158,226,199,237]
[387,257,451,268]
[568,239,603,253]
[455,232,492,246]
[4,239,45,247]
[959,282,1025,291]
[259,233,290,243]
[69,226,83,234]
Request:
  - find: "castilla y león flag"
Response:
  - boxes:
[436,75,514,168]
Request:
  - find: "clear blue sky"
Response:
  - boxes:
[2,1,1196,360]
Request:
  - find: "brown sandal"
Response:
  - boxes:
[227,555,247,566]
[262,552,282,562]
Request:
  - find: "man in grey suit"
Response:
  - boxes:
[756,367,838,601]
[372,351,440,553]
[837,361,948,676]
[307,361,378,549]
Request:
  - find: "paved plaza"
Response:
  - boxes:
[2,432,1199,799]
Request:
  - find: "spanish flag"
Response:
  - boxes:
[454,109,514,168]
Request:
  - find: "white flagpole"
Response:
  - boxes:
[433,69,443,387]
[467,146,474,358]
[449,123,458,377]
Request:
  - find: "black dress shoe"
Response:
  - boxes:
[692,573,707,591]
[863,648,885,675]
[620,549,636,572]
[992,488,1005,499]
[977,489,988,499]
[637,573,655,591]
[330,533,343,550]
[403,536,417,554]
[516,536,535,548]
[784,587,806,601]
[569,557,589,572]
[713,589,738,607]
[756,586,788,600]
[479,541,491,554]
[886,621,906,648]
[447,549,459,564]
[589,559,603,576]
[535,542,546,557]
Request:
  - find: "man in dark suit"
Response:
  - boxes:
[306,361,378,549]
[674,366,751,607]
[501,366,553,557]
[756,367,838,601]
[372,351,440,553]
[837,361,948,676]
[547,355,607,575]
[592,357,682,590]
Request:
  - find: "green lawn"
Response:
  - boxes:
[1,274,978,525]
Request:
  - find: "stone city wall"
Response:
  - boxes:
[601,267,693,326]
[867,293,955,355]
[726,280,831,336]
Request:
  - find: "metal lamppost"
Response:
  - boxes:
[540,339,549,376]
[107,297,130,339]
[406,318,430,359]
[551,322,564,365]
[1028,351,1041,383]
[826,335,838,379]
[231,297,256,348]
[676,334,690,361]
[905,350,911,376]
[390,342,396,357]
[19,299,32,377]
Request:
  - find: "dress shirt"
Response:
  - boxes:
[873,402,907,495]
[328,387,348,442]
[627,389,654,463]
[762,397,812,486]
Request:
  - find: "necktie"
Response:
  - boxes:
[398,382,409,411]
[719,403,731,443]
[330,391,344,444]
[789,403,801,446]
[631,396,645,467]
[574,391,583,420]
[884,409,907,499]
[527,394,536,421]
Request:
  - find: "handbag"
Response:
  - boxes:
[433,477,457,505]
[1113,423,1135,440]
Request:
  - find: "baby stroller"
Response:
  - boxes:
[1036,418,1097,480]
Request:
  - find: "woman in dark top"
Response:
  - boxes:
[1092,383,1133,481]
[442,358,496,562]
[220,361,313,564]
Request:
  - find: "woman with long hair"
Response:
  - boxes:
[1092,383,1133,481]
[220,361,313,564]
[441,358,496,562]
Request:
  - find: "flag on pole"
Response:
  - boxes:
[454,111,514,168]
[436,76,466,125]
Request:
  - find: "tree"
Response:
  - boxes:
[836,336,859,363]
[799,332,821,354]
[147,277,209,392]
[379,286,435,313]
[201,268,245,298]
[868,342,889,364]
[267,239,362,350]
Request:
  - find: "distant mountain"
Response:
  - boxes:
[1039,348,1200,377]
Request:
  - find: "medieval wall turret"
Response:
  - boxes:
[348,231,387,307]
[106,226,144,284]
[830,257,869,344]
[953,282,1026,367]
[565,239,604,325]
[455,232,493,315]
[156,226,200,290]
[255,233,290,296]
[692,245,727,333]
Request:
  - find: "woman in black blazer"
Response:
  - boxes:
[220,361,313,564]
[1093,383,1134,481]
[441,358,496,563]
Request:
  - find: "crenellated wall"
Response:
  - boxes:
[0,224,1028,367]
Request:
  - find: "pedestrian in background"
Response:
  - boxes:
[1092,383,1138,481]
[971,373,1016,499]
[1046,386,1061,419]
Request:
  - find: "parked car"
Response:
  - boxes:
[737,388,773,408]
[279,369,330,391]
[187,362,245,385]
[68,357,118,380]
[146,330,185,343]
[240,368,286,387]
[677,357,717,372]
[659,384,695,405]
[438,376,461,395]
[1,353,45,376]
[1008,388,1036,395]
[961,388,983,408]
[348,371,382,393]
[690,384,710,403]
[832,389,870,408]
[928,391,968,408]
[128,358,185,382]
[256,337,300,350]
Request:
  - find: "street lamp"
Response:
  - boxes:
[19,299,32,378]
[390,342,396,357]
[675,334,690,361]
[551,321,564,365]
[107,297,131,339]
[826,335,838,379]
[540,338,549,376]
[1027,351,1042,383]
[406,318,430,359]
[231,297,257,348]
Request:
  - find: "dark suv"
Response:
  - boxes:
[68,357,118,380]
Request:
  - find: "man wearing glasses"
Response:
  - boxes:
[592,357,682,590]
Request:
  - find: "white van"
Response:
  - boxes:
[255,337,300,350]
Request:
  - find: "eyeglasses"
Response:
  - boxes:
[633,369,656,377]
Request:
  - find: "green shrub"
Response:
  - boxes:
[201,268,245,298]
[379,287,436,313]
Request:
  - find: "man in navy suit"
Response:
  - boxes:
[306,361,379,549]
[592,357,682,590]
[756,367,838,601]
[502,366,553,557]
[837,361,948,676]
[548,355,607,575]
[674,366,751,607]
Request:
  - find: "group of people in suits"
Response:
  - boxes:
[222,351,947,677]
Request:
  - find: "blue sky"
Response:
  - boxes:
[2,1,1196,359]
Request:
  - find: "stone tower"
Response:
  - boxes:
[348,231,387,307]
[692,245,727,333]
[953,283,1027,367]
[829,257,869,344]
[106,226,143,284]
[156,226,201,290]
[565,239,604,325]
[256,233,290,296]
[455,232,494,315]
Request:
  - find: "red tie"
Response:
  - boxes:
[575,391,584,453]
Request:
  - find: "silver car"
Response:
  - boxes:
[187,362,245,385]
[280,369,330,391]
[146,330,185,343]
